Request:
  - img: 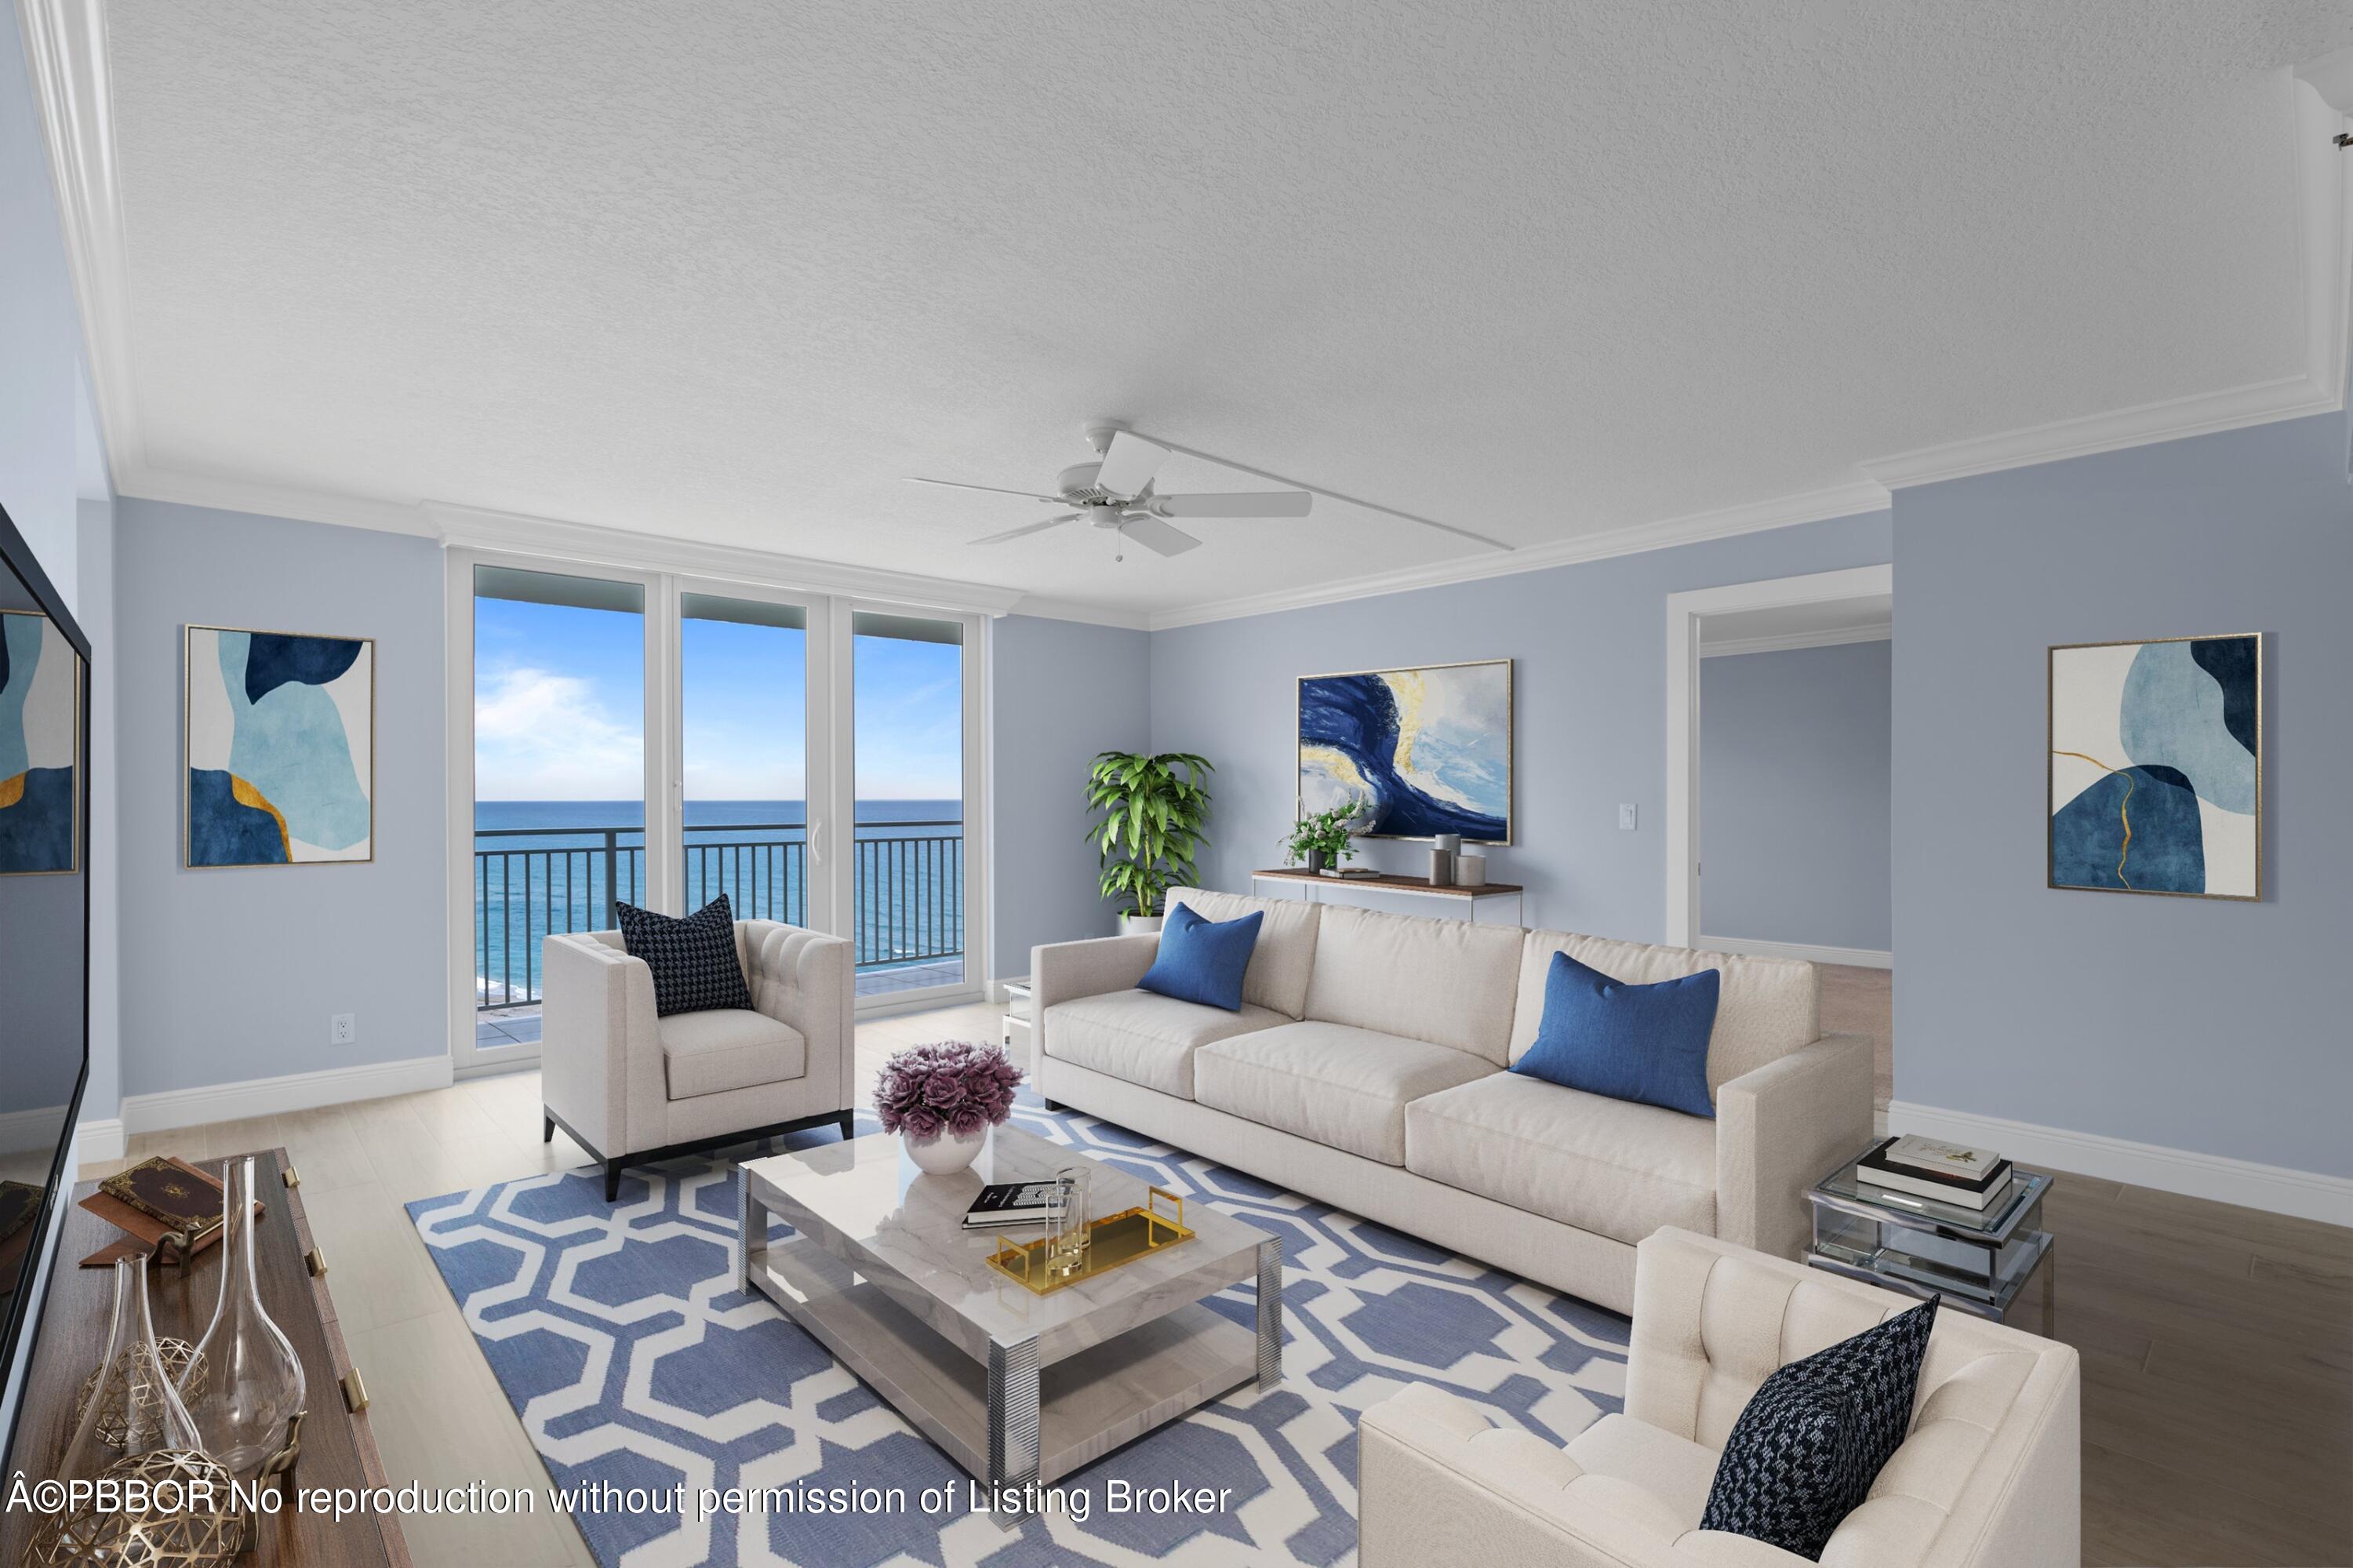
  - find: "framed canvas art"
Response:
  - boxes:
[186,626,374,868]
[1298,658,1511,842]
[0,609,82,875]
[2048,633,2259,900]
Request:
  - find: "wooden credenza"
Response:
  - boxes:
[1,1148,411,1566]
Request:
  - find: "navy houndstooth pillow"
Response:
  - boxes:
[616,894,752,1017]
[1698,1296,1938,1560]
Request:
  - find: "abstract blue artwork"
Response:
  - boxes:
[186,625,373,867]
[0,610,80,875]
[1299,659,1511,842]
[2049,634,2259,899]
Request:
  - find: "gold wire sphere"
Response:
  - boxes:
[71,1340,206,1451]
[20,1447,245,1568]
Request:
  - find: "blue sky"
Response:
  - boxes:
[474,599,962,800]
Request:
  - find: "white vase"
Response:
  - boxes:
[1119,913,1164,936]
[904,1126,985,1176]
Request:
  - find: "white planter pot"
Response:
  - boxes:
[1118,913,1164,936]
[903,1126,986,1177]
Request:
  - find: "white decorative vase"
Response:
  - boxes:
[1119,913,1164,936]
[904,1126,985,1176]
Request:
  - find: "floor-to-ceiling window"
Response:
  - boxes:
[850,611,967,996]
[451,558,983,1068]
[468,566,648,1063]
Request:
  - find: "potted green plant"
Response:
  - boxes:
[1086,751,1213,933]
[1283,801,1364,876]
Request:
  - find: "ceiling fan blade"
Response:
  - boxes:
[1119,514,1201,557]
[1151,490,1314,518]
[1094,431,1169,497]
[908,476,1064,503]
[970,514,1077,546]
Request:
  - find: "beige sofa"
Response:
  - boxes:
[1031,888,1871,1313]
[1358,1229,2081,1566]
[542,919,854,1200]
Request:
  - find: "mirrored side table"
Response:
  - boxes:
[1805,1148,2057,1334]
[1001,980,1035,1074]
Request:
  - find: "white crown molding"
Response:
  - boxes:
[1003,595,1151,630]
[1145,479,1893,631]
[120,464,434,535]
[1859,370,2339,491]
[18,0,142,475]
[1888,1099,2353,1228]
[1699,621,1890,658]
[429,501,1031,617]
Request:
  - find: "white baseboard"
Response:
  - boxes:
[1887,1100,2353,1228]
[1699,934,1893,970]
[76,1117,125,1163]
[118,1053,456,1137]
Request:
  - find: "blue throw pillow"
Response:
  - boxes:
[1137,904,1263,1012]
[1511,950,1719,1118]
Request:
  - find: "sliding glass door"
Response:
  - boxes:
[451,557,982,1070]
[468,566,649,1064]
[849,611,968,997]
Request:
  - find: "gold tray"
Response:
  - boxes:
[986,1185,1193,1296]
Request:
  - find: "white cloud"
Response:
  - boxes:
[475,664,642,799]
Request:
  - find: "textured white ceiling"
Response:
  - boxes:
[101,2,2353,615]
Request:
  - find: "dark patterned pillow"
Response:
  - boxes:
[1699,1296,1938,1560]
[616,895,752,1017]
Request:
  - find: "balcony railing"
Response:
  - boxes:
[474,820,962,1009]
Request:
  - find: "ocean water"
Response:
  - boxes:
[474,800,963,1004]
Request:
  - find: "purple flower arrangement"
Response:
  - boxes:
[874,1041,1024,1144]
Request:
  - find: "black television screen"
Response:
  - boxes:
[0,500,89,1453]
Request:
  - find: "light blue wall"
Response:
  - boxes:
[1149,511,1893,940]
[1892,411,2353,1178]
[990,613,1151,976]
[115,499,446,1097]
[78,498,118,1121]
[1700,639,1892,952]
[0,10,78,607]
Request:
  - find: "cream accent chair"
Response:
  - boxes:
[540,919,855,1200]
[1359,1230,2081,1568]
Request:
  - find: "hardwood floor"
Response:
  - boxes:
[75,993,2351,1566]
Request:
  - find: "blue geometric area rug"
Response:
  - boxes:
[406,1100,1629,1567]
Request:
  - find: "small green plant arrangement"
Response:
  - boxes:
[1283,801,1365,871]
[1086,751,1214,918]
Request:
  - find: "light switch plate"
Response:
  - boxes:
[1618,803,1638,831]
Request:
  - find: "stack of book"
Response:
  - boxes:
[1858,1135,2013,1212]
[960,1179,1072,1230]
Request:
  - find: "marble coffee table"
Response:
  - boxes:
[737,1125,1282,1522]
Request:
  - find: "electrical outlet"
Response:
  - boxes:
[331,1013,355,1046]
[1618,803,1638,831]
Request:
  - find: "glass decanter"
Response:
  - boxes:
[180,1156,307,1479]
[26,1257,242,1566]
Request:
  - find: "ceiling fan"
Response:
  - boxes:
[909,423,1313,558]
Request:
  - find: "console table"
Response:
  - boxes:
[1249,867,1526,925]
[0,1148,411,1566]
